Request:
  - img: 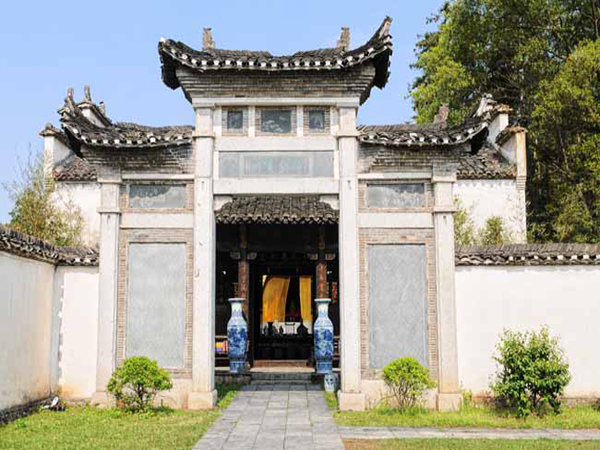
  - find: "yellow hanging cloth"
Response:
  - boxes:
[262,276,290,324]
[299,276,312,326]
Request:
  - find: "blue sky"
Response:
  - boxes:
[0,0,443,222]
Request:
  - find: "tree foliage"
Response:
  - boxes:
[3,151,83,247]
[411,0,600,242]
[531,40,600,242]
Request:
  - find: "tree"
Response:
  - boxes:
[411,0,600,241]
[531,40,600,242]
[3,150,84,247]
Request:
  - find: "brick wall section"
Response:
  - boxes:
[119,182,194,213]
[358,144,464,174]
[177,65,377,101]
[116,228,194,378]
[358,228,439,383]
[80,145,194,174]
[357,180,435,214]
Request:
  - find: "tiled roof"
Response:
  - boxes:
[358,114,490,149]
[216,196,338,225]
[0,225,99,266]
[53,156,97,182]
[58,94,193,151]
[159,17,393,90]
[456,244,600,266]
[457,144,516,180]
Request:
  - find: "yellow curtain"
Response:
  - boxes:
[262,276,290,323]
[299,276,312,325]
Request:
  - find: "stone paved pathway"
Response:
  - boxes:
[193,384,344,450]
[339,426,600,441]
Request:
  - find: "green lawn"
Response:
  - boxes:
[326,393,600,429]
[344,439,600,450]
[0,384,239,450]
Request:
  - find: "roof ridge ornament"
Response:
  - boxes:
[336,27,350,52]
[203,27,215,50]
[84,85,92,103]
[475,94,497,117]
[378,16,393,38]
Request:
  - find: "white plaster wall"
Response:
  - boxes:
[54,183,101,247]
[456,265,600,398]
[55,266,99,400]
[455,180,525,243]
[0,252,56,411]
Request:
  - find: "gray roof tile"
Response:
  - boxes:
[216,196,338,225]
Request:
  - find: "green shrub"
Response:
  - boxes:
[107,356,173,412]
[382,357,436,411]
[454,198,476,246]
[479,216,510,245]
[491,327,571,418]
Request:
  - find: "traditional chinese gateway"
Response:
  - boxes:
[38,17,529,411]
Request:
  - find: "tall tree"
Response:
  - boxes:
[411,0,599,242]
[531,41,600,242]
[3,151,84,247]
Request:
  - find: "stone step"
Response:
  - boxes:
[251,372,315,382]
[250,379,313,385]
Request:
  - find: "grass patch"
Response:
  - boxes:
[327,394,600,429]
[344,439,600,450]
[0,384,240,450]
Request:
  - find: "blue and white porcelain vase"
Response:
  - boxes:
[314,298,334,374]
[227,298,248,373]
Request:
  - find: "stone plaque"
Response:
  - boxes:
[126,243,186,367]
[261,110,292,133]
[309,110,325,131]
[129,184,186,209]
[367,183,426,208]
[220,151,334,178]
[368,244,428,369]
[227,110,243,130]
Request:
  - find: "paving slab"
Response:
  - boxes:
[193,383,344,450]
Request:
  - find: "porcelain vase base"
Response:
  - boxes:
[316,361,332,374]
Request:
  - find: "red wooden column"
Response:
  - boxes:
[238,225,249,319]
[316,225,328,298]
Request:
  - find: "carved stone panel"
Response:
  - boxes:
[368,244,428,369]
[126,243,186,367]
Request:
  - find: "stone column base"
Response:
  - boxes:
[90,391,114,408]
[188,390,218,410]
[437,393,463,411]
[338,391,366,411]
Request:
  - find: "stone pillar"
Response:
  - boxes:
[337,105,365,411]
[432,165,462,411]
[189,106,218,409]
[316,225,328,298]
[91,170,121,405]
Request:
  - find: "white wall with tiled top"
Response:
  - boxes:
[0,253,56,411]
[456,265,600,398]
[455,179,526,243]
